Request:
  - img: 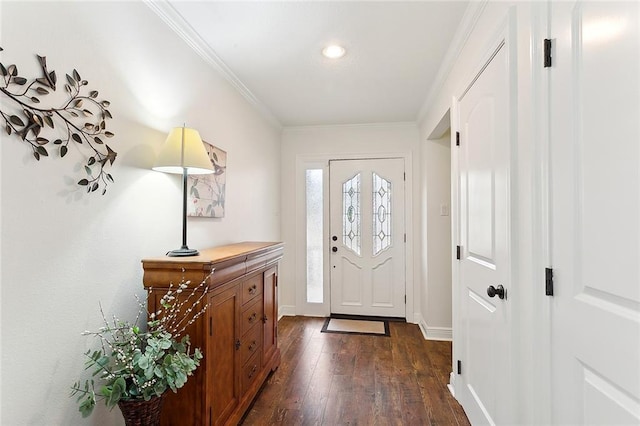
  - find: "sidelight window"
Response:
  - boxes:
[305,169,323,303]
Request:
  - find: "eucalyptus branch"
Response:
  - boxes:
[70,384,94,398]
[81,348,115,379]
[0,47,117,195]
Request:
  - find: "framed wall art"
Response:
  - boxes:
[187,142,226,218]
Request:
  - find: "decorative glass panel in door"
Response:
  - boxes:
[342,173,361,256]
[372,173,392,256]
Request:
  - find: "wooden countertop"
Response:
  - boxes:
[142,241,283,265]
[141,241,284,289]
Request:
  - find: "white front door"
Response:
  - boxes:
[329,158,406,318]
[455,31,514,425]
[549,2,640,423]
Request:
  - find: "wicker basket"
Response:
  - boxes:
[117,394,165,426]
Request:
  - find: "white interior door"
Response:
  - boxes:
[455,35,514,425]
[329,158,405,318]
[549,2,640,424]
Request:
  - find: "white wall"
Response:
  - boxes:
[0,2,281,424]
[280,123,420,320]
[420,133,452,339]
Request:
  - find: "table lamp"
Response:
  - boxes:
[153,126,214,256]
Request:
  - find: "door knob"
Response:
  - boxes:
[487,285,506,299]
[332,247,338,253]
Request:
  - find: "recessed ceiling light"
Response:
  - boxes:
[322,45,346,59]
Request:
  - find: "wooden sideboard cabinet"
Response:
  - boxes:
[142,241,283,426]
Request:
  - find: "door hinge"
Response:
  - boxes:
[455,131,460,146]
[404,233,407,243]
[209,316,213,336]
[404,172,406,181]
[456,245,461,260]
[544,39,552,68]
[457,360,462,375]
[545,267,554,296]
[404,295,407,304]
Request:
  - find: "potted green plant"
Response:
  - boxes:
[70,277,209,425]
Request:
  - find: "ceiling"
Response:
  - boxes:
[152,1,470,127]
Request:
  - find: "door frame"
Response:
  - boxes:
[294,151,414,322]
[529,1,552,424]
[450,9,520,422]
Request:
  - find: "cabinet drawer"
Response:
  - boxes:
[241,325,262,365]
[241,298,263,336]
[241,274,262,306]
[241,351,262,395]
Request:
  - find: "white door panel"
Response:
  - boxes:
[550,1,640,424]
[456,33,513,425]
[329,158,405,318]
[340,257,362,305]
[372,257,393,307]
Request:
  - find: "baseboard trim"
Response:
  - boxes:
[425,326,453,341]
[416,315,453,341]
[278,305,296,320]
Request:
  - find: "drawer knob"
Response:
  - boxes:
[248,285,257,295]
[248,365,258,379]
[248,312,257,322]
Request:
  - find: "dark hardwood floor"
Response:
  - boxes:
[241,316,470,425]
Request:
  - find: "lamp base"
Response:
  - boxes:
[166,247,200,257]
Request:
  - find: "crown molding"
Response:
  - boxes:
[143,0,282,129]
[283,121,418,133]
[417,0,488,124]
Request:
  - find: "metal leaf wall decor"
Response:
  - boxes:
[0,47,117,195]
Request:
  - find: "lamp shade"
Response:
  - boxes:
[152,127,214,175]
